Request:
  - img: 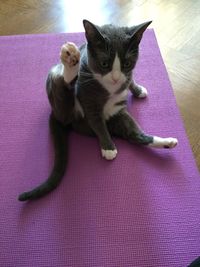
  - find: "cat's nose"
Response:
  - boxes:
[112,77,119,83]
[111,71,121,83]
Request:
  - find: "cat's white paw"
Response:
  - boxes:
[137,86,148,98]
[60,42,80,83]
[131,83,148,98]
[101,149,118,160]
[60,42,80,68]
[149,137,178,149]
[163,138,178,148]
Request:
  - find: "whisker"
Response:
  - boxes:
[79,71,93,77]
[78,77,96,85]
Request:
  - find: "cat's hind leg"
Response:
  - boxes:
[60,42,80,83]
[108,111,178,149]
[129,80,148,98]
[148,136,178,148]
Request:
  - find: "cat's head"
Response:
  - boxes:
[83,20,151,88]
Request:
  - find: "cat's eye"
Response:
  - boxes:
[100,61,109,68]
[124,60,131,68]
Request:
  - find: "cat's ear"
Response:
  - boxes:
[129,21,152,45]
[83,20,104,44]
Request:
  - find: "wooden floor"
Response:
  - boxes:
[1,0,200,170]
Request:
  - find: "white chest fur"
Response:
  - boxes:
[103,89,128,120]
[93,53,128,120]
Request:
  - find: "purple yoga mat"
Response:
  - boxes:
[0,30,199,267]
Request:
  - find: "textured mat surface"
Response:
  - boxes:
[0,30,199,267]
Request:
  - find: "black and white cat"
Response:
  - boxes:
[18,20,178,201]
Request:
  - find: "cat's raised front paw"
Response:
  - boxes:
[60,42,80,68]
[101,149,118,160]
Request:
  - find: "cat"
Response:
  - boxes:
[18,20,178,201]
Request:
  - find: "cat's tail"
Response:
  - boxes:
[18,113,68,201]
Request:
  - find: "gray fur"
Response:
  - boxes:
[20,20,178,201]
[48,20,153,150]
[75,20,152,151]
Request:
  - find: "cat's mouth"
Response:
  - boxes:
[110,79,123,86]
[111,80,119,85]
